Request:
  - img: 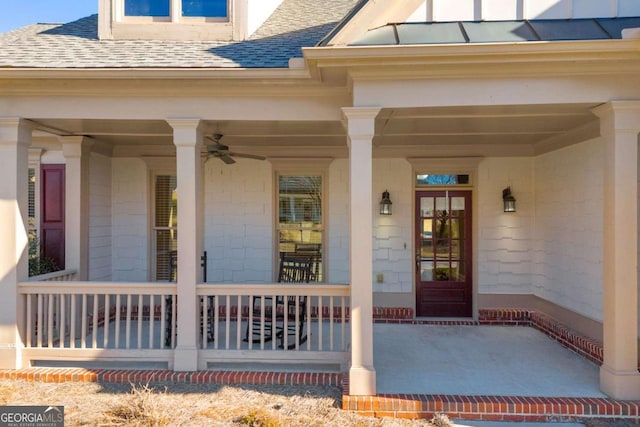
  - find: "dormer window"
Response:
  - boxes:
[99,0,258,41]
[124,0,228,18]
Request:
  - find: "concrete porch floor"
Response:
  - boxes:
[374,324,604,397]
[8,320,638,422]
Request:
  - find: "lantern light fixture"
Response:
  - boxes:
[502,187,516,213]
[379,190,392,215]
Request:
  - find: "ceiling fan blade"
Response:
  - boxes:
[228,152,266,161]
[219,155,236,164]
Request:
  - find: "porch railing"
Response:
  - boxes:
[18,281,350,370]
[18,281,176,368]
[196,283,350,369]
[30,269,78,282]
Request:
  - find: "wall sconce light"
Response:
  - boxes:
[379,190,392,215]
[502,187,516,213]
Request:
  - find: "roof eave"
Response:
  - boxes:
[303,38,640,79]
[0,67,311,80]
[304,38,640,62]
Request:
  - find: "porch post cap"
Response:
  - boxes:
[622,28,640,40]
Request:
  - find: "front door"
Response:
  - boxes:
[415,190,472,317]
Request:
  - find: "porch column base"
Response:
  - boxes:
[349,366,376,396]
[0,347,20,370]
[173,346,198,372]
[600,365,640,400]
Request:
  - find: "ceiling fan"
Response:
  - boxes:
[205,133,266,164]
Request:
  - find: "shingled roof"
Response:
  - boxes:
[0,0,359,69]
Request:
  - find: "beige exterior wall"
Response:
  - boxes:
[203,157,273,283]
[373,159,414,294]
[111,158,149,281]
[327,159,349,284]
[328,158,414,293]
[89,152,113,281]
[533,139,604,322]
[476,158,534,295]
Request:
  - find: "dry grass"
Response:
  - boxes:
[0,379,447,427]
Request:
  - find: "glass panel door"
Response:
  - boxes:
[416,190,472,317]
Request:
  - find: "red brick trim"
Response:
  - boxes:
[0,368,343,387]
[373,307,414,321]
[2,368,637,422]
[342,393,640,422]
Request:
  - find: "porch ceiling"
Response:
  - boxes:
[30,102,600,158]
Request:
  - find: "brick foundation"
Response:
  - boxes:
[0,368,342,387]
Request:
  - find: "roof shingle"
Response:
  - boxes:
[0,0,358,69]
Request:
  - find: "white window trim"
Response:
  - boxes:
[144,158,177,282]
[28,149,43,240]
[272,158,332,283]
[408,157,481,189]
[102,0,245,40]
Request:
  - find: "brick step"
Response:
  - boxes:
[342,391,640,422]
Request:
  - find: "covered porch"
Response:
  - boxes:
[1,40,640,401]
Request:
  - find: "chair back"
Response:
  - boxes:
[293,243,321,281]
[278,254,313,283]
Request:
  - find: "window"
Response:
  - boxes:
[183,0,227,17]
[125,0,228,17]
[277,175,323,281]
[416,174,470,186]
[153,175,178,281]
[28,168,36,235]
[125,0,170,16]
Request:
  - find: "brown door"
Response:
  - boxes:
[40,164,65,270]
[415,190,472,317]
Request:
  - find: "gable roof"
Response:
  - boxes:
[350,17,640,46]
[0,0,359,69]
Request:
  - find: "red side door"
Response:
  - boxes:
[415,190,472,317]
[40,164,65,269]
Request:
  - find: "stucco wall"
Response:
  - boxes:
[533,139,604,322]
[477,158,534,295]
[111,158,149,282]
[89,152,112,281]
[203,158,273,283]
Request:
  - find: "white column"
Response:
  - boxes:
[342,107,380,396]
[167,118,204,371]
[0,118,31,369]
[593,101,640,400]
[62,137,93,280]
